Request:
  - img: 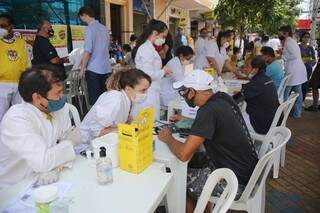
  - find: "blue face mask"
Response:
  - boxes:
[47,96,67,112]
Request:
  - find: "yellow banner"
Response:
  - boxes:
[50,25,67,48]
[203,11,214,20]
[71,25,85,41]
[179,11,188,27]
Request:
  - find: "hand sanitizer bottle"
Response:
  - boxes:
[96,147,113,185]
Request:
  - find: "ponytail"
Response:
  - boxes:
[106,67,151,91]
[132,19,168,60]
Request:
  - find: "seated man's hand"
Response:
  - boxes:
[34,167,62,186]
[158,128,174,143]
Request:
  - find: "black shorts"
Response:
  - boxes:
[187,152,245,200]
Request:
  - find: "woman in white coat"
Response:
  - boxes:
[131,19,172,120]
[160,46,194,107]
[206,31,235,75]
[80,69,151,143]
[194,28,209,69]
[279,25,307,118]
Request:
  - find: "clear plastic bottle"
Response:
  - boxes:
[96,147,113,185]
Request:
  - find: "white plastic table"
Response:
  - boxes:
[0,156,173,213]
[154,134,188,213]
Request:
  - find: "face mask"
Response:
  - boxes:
[278,35,285,41]
[0,28,8,39]
[48,29,55,38]
[47,96,67,112]
[224,42,230,48]
[200,33,208,39]
[154,38,165,46]
[248,73,255,79]
[183,89,196,108]
[132,93,147,103]
[181,59,190,65]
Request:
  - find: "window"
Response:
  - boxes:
[0,0,100,29]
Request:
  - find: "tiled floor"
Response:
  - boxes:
[266,108,320,213]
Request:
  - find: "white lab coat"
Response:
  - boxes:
[80,90,131,143]
[0,103,75,185]
[132,40,164,120]
[194,37,209,69]
[282,37,307,86]
[206,40,228,72]
[160,57,185,107]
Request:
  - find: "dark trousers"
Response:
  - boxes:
[302,67,312,101]
[85,70,111,105]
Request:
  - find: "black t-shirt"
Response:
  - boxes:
[241,71,279,134]
[189,92,258,185]
[32,35,66,78]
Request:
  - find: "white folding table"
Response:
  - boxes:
[0,156,173,213]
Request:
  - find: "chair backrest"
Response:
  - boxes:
[277,74,291,103]
[238,127,291,202]
[194,168,238,213]
[65,69,81,95]
[67,103,81,127]
[269,93,299,129]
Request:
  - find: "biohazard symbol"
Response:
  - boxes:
[141,115,147,127]
[7,49,19,61]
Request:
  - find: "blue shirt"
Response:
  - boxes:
[84,20,111,74]
[266,60,284,90]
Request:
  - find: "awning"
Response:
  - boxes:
[296,19,311,30]
[171,0,218,11]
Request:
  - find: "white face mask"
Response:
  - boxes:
[181,59,190,65]
[154,38,166,46]
[248,70,257,79]
[132,93,147,103]
[0,28,9,39]
[248,73,255,79]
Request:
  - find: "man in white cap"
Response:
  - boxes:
[158,69,258,212]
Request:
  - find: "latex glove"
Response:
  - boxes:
[66,126,82,146]
[34,168,61,186]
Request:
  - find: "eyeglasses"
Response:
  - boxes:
[178,88,188,97]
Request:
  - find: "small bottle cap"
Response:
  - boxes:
[99,147,106,158]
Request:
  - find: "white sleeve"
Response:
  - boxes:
[166,59,184,82]
[94,93,122,129]
[135,46,164,81]
[206,41,218,57]
[0,115,75,173]
[283,39,300,62]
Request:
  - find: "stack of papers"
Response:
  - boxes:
[2,182,72,213]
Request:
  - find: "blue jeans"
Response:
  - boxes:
[85,71,111,105]
[284,85,303,118]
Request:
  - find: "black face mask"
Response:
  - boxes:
[48,29,54,38]
[183,89,196,108]
[278,35,285,41]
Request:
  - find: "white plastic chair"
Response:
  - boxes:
[67,103,81,127]
[64,69,90,115]
[277,74,291,104]
[194,168,238,213]
[250,93,298,178]
[210,127,291,213]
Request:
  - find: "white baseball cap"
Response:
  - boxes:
[173,69,214,91]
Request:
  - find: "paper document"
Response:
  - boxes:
[2,182,72,213]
